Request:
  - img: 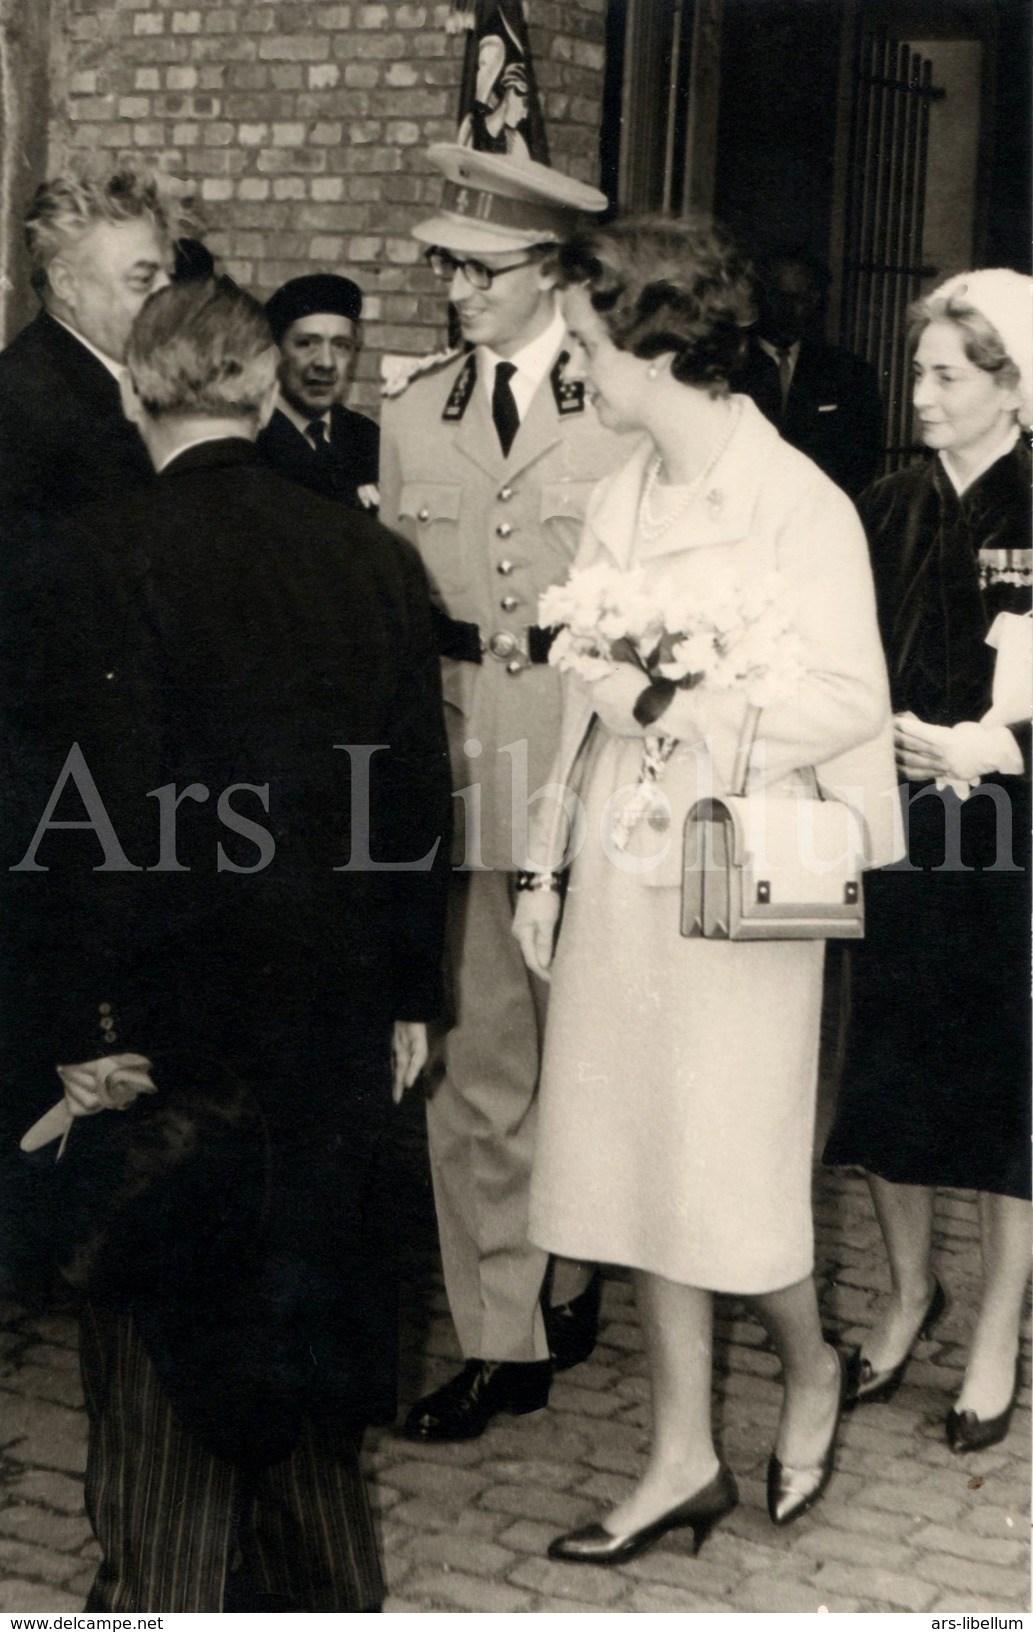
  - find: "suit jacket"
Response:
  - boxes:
[527,397,903,887]
[256,401,380,508]
[0,310,153,519]
[0,440,453,1446]
[733,335,883,498]
[379,342,629,870]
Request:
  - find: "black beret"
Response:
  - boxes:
[266,273,363,342]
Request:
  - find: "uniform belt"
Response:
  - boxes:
[431,608,557,665]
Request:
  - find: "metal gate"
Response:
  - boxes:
[839,31,945,473]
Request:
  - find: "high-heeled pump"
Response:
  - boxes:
[946,1360,1022,1455]
[844,1277,947,1407]
[547,1463,739,1567]
[767,1350,847,1527]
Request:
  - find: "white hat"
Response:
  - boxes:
[931,268,1033,426]
[412,143,608,254]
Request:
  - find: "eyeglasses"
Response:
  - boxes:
[425,247,538,292]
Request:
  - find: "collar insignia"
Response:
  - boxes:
[442,353,477,421]
[552,353,584,415]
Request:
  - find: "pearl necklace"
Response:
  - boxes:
[638,398,742,542]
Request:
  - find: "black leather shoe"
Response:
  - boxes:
[946,1362,1021,1454]
[844,1277,947,1407]
[767,1350,847,1527]
[548,1463,738,1566]
[544,1270,602,1372]
[401,1359,551,1442]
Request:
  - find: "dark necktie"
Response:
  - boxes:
[491,361,520,457]
[306,417,333,458]
[775,347,794,413]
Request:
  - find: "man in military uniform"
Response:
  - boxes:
[380,144,629,1440]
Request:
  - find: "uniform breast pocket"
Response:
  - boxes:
[538,480,598,584]
[398,481,467,597]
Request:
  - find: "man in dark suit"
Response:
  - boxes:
[733,249,883,499]
[256,273,380,510]
[0,276,452,1611]
[0,169,178,520]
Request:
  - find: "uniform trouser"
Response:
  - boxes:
[79,1304,385,1613]
[427,867,555,1361]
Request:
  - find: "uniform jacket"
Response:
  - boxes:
[256,401,380,508]
[0,310,153,519]
[528,398,903,886]
[733,334,883,498]
[379,339,628,870]
[0,442,453,1448]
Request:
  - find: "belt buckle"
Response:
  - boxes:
[487,629,528,663]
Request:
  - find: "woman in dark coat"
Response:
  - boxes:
[824,269,1031,1454]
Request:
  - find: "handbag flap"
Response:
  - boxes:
[724,795,866,906]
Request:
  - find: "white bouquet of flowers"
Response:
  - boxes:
[539,562,807,845]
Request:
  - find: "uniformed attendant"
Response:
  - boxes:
[379,144,631,1441]
[257,273,380,510]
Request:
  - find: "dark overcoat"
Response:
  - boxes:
[824,441,1031,1198]
[0,439,453,1455]
[733,333,883,498]
[0,310,153,519]
[255,402,380,508]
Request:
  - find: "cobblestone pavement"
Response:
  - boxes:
[1,1121,1030,1615]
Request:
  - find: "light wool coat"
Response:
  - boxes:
[526,399,903,1293]
[528,397,903,882]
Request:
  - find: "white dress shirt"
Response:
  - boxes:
[478,303,567,422]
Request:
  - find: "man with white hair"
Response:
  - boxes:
[0,168,176,519]
[1,275,452,1610]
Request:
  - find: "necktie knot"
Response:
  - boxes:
[774,346,794,412]
[307,417,329,450]
[492,361,520,457]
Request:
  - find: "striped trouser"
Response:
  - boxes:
[79,1304,385,1612]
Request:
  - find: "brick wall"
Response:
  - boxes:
[47,0,607,410]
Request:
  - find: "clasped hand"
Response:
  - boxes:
[895,711,1019,783]
[57,1053,158,1118]
[589,663,655,736]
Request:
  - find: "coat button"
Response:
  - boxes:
[495,522,513,538]
[500,595,518,611]
[506,658,523,675]
[498,486,514,501]
[497,559,514,575]
[98,1002,112,1015]
[417,506,430,521]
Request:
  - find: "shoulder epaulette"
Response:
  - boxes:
[552,351,585,415]
[380,346,464,398]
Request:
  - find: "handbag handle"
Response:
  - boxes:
[729,701,824,802]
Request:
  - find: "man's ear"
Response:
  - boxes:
[118,369,147,430]
[46,257,76,310]
[536,256,559,295]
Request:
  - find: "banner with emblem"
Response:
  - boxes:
[447,0,550,164]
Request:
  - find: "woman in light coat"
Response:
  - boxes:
[512,217,901,1566]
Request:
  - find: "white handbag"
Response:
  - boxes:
[681,705,868,941]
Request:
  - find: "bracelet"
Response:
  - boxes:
[515,869,564,893]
